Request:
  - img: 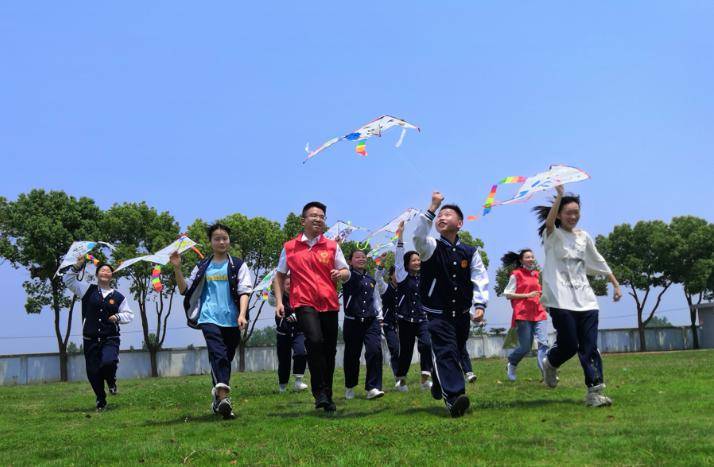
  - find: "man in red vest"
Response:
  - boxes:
[274,201,350,413]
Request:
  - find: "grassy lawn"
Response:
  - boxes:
[0,350,712,465]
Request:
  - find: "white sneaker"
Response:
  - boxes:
[293,378,308,391]
[345,387,355,400]
[420,380,433,391]
[395,379,408,392]
[366,388,385,400]
[278,384,287,393]
[542,357,558,388]
[465,372,478,384]
[585,384,613,407]
[507,363,517,381]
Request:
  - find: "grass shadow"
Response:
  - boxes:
[141,413,224,426]
[266,406,387,420]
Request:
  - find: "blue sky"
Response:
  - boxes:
[1,1,712,353]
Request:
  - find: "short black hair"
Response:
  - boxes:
[388,265,395,276]
[347,249,367,261]
[207,223,231,240]
[96,262,114,274]
[439,204,464,221]
[301,201,327,217]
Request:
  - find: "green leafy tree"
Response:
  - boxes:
[668,216,714,349]
[0,190,103,380]
[596,221,677,351]
[103,202,180,377]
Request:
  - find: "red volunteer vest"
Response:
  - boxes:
[285,234,340,312]
[510,267,547,327]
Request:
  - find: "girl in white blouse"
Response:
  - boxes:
[534,185,622,407]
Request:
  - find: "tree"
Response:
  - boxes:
[459,231,489,268]
[668,216,714,349]
[103,202,181,377]
[282,212,302,240]
[597,221,677,351]
[0,190,103,380]
[220,213,285,371]
[646,316,672,328]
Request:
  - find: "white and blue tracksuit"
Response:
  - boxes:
[395,242,432,380]
[413,211,489,408]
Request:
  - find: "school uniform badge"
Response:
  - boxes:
[460,259,469,269]
[109,299,115,305]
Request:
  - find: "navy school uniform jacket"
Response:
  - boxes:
[375,267,398,325]
[394,242,426,323]
[64,268,134,338]
[342,267,383,321]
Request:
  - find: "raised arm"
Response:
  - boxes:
[412,192,442,261]
[470,249,490,322]
[545,185,564,237]
[64,256,89,298]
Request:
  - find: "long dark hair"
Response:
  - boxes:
[403,250,419,271]
[500,249,532,268]
[533,194,581,238]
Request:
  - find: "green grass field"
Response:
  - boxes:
[1,350,713,465]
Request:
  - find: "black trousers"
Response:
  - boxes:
[276,330,307,385]
[84,336,120,403]
[343,317,383,390]
[396,319,432,378]
[296,307,339,400]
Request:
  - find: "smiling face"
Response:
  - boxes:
[210,228,231,255]
[284,276,291,293]
[301,207,326,237]
[407,252,421,274]
[96,265,113,284]
[436,207,463,235]
[557,201,581,231]
[521,250,536,268]
[350,250,367,270]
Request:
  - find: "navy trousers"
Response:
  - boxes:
[382,322,400,377]
[84,336,120,403]
[276,329,307,385]
[396,319,432,378]
[343,317,383,390]
[200,323,241,387]
[427,311,471,406]
[547,308,603,387]
[460,343,473,374]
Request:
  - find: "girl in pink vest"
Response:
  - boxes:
[502,249,549,381]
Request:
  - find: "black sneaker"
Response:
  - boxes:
[324,399,337,413]
[96,399,107,412]
[217,397,235,420]
[448,395,470,418]
[314,393,330,410]
[108,384,118,396]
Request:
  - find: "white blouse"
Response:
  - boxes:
[541,227,611,312]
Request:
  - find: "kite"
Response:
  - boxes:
[55,241,116,277]
[254,268,277,301]
[469,165,590,219]
[151,265,163,293]
[114,235,203,273]
[84,254,100,267]
[303,115,420,163]
[323,221,365,244]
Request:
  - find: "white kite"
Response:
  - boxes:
[364,208,420,241]
[498,165,590,206]
[323,221,365,244]
[478,165,590,217]
[55,241,116,277]
[114,236,202,272]
[303,115,420,163]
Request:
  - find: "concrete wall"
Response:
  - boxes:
[0,326,702,386]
